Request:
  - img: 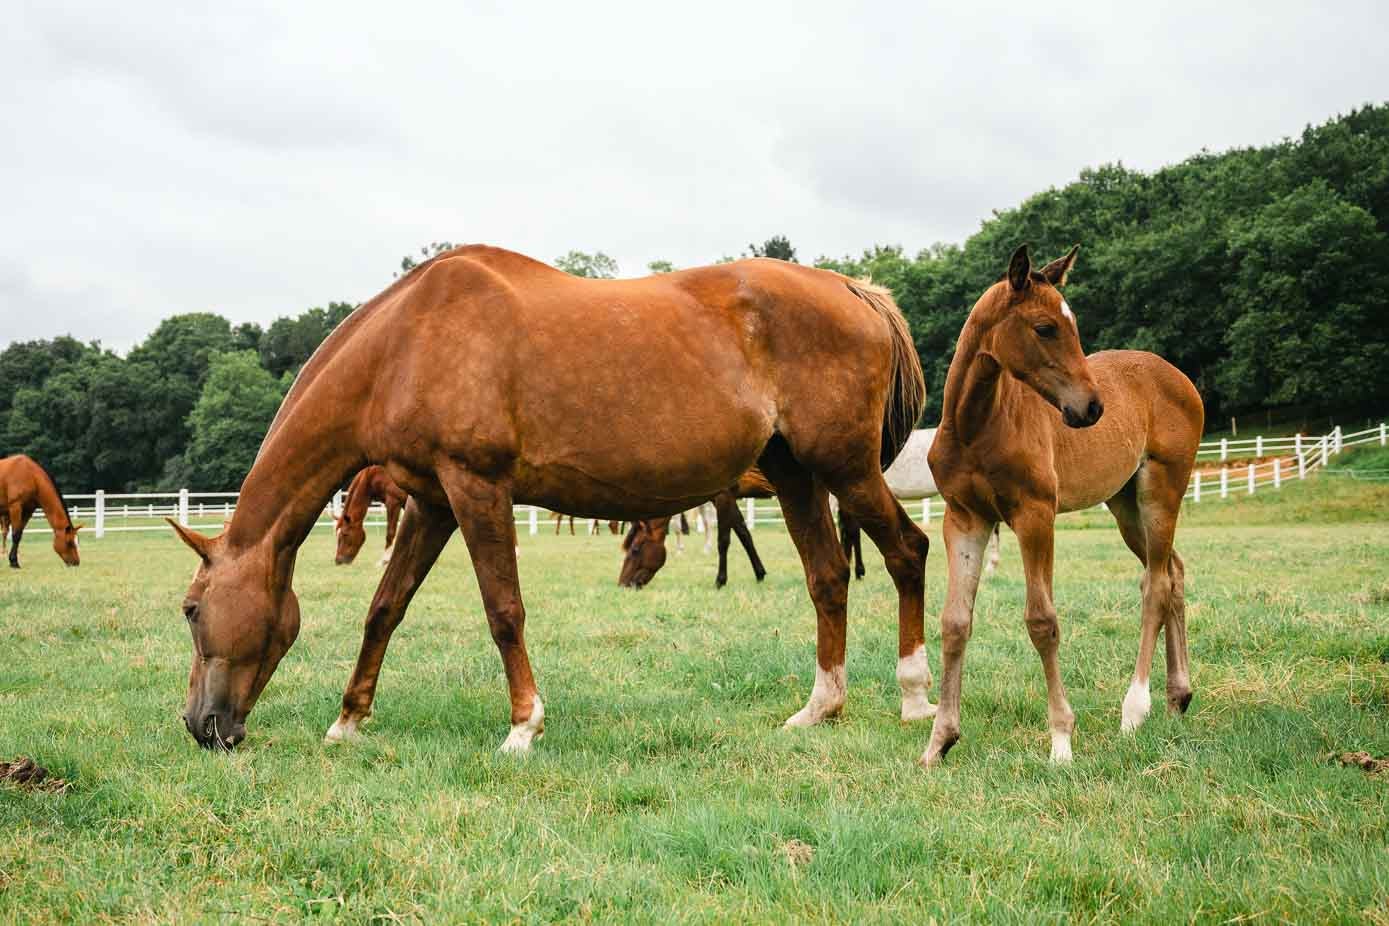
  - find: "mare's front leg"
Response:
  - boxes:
[1012,506,1076,762]
[438,467,544,753]
[921,506,993,766]
[327,499,456,742]
[7,504,26,568]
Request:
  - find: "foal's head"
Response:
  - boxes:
[168,520,302,749]
[989,244,1103,428]
[618,518,669,588]
[334,513,366,565]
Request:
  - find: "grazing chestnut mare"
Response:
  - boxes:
[0,454,82,569]
[920,244,1203,768]
[334,465,408,565]
[619,468,774,588]
[167,245,927,751]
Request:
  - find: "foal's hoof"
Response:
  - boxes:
[323,716,364,744]
[498,698,545,754]
[900,699,937,723]
[1168,689,1193,714]
[1049,732,1073,763]
[1120,679,1152,733]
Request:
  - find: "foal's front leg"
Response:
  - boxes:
[1012,507,1076,762]
[438,467,544,753]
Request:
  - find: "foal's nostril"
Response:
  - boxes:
[1088,398,1105,424]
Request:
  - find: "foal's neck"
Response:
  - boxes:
[940,309,1017,447]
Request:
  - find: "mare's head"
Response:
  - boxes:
[989,244,1103,428]
[618,518,669,588]
[168,519,301,749]
[334,513,366,565]
[53,522,83,566]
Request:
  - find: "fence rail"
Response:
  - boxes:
[18,420,1384,539]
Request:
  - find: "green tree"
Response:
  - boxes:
[646,259,676,274]
[258,302,356,379]
[180,351,289,490]
[555,250,619,279]
[745,236,797,262]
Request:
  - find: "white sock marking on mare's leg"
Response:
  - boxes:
[897,644,936,721]
[784,664,846,727]
[1050,730,1073,763]
[1121,677,1152,733]
[499,694,545,754]
[324,715,363,744]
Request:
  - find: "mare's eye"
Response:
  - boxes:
[183,601,199,623]
[1034,324,1058,340]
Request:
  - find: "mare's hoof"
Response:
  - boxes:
[323,717,364,744]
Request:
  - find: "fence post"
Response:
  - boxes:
[528,506,538,536]
[1333,426,1343,454]
[332,491,343,519]
[1247,463,1255,494]
[95,490,105,538]
[1381,422,1387,446]
[1255,435,1263,458]
[922,498,931,524]
[1298,448,1306,479]
[746,498,756,529]
[1220,438,1228,462]
[1193,471,1201,502]
[1220,468,1228,499]
[1295,433,1303,457]
[1273,458,1281,489]
[178,489,189,526]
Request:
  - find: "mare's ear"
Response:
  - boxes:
[1039,244,1080,287]
[1007,244,1031,292]
[166,518,213,563]
[71,523,85,533]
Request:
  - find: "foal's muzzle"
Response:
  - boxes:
[1063,397,1104,429]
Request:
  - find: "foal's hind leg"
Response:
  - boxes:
[830,474,934,723]
[1108,465,1190,733]
[328,499,456,742]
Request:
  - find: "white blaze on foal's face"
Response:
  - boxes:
[1060,299,1076,331]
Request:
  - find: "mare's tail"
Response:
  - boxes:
[845,281,926,469]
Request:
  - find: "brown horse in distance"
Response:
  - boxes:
[619,467,773,589]
[167,244,927,753]
[334,466,408,565]
[920,244,1203,767]
[0,454,82,568]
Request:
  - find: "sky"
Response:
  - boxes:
[3,1,1386,352]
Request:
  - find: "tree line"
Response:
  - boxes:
[3,105,1386,491]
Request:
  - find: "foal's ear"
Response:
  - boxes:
[1007,244,1031,292]
[1039,244,1080,287]
[166,518,213,563]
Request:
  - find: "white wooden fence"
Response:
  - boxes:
[19,421,1386,539]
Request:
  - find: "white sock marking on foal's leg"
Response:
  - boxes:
[1121,677,1152,733]
[896,645,936,721]
[324,715,363,744]
[1050,730,1073,763]
[377,544,393,567]
[784,664,846,727]
[499,694,545,754]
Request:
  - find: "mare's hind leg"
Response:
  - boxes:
[1108,464,1191,732]
[757,451,851,727]
[725,495,767,583]
[438,467,544,752]
[829,472,934,723]
[327,499,456,742]
[7,504,27,568]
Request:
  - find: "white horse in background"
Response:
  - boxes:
[840,428,1002,577]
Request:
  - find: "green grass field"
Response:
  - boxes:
[2,464,1388,922]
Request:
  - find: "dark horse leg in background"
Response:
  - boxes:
[838,510,866,580]
[7,503,31,569]
[714,492,766,588]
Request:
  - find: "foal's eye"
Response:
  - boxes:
[1034,324,1058,340]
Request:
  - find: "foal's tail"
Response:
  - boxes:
[846,280,926,469]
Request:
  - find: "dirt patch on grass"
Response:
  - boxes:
[1337,751,1389,775]
[0,757,70,793]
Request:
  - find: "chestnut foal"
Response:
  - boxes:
[922,245,1203,767]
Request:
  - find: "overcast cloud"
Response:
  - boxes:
[3,1,1386,351]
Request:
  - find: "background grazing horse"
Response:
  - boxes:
[619,467,774,588]
[838,428,1000,579]
[167,245,927,753]
[920,244,1203,767]
[0,454,82,568]
[334,466,407,566]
